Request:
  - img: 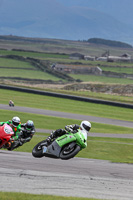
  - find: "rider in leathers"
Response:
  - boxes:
[20,120,35,145]
[0,116,21,141]
[47,120,91,143]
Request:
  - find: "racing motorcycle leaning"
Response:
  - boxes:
[32,129,87,160]
[0,124,14,149]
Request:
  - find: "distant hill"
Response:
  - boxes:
[88,38,133,48]
[0,0,133,45]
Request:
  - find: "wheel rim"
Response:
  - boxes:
[63,145,75,155]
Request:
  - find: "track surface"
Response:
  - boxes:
[0,150,133,200]
[0,104,133,199]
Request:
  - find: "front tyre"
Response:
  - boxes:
[60,144,81,160]
[32,140,47,158]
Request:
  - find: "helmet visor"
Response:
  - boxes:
[26,126,32,130]
[83,123,91,131]
[12,121,19,127]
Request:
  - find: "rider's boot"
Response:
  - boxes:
[5,141,11,149]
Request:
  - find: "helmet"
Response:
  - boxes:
[12,116,20,127]
[26,120,34,130]
[80,120,91,133]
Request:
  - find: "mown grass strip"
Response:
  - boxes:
[0,192,102,200]
[78,137,133,163]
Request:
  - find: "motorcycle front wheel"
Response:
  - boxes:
[32,140,47,158]
[60,143,81,160]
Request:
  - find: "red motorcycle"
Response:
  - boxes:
[0,124,14,149]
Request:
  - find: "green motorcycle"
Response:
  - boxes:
[32,129,87,160]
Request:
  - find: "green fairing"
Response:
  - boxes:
[56,129,87,150]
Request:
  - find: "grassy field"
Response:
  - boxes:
[0,57,34,68]
[0,192,102,200]
[42,88,133,104]
[0,49,69,59]
[1,36,133,56]
[0,68,63,80]
[70,74,133,84]
[0,48,133,87]
[0,49,133,68]
[1,89,133,121]
[101,66,133,74]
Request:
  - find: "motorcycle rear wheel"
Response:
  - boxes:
[32,140,47,158]
[60,144,81,160]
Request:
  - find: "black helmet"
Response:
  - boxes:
[26,120,34,130]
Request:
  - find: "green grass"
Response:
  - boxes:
[45,89,133,104]
[0,58,34,69]
[78,136,133,163]
[0,50,69,59]
[0,68,62,80]
[0,192,102,200]
[70,74,133,84]
[101,66,133,74]
[1,89,133,122]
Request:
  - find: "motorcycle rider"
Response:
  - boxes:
[46,120,91,143]
[9,100,14,106]
[20,120,35,145]
[0,116,21,141]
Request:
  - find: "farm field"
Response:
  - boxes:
[0,68,62,80]
[70,74,133,84]
[1,36,133,56]
[0,44,133,93]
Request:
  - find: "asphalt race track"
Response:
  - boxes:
[1,151,133,200]
[0,104,133,200]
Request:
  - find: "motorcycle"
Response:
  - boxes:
[9,102,14,107]
[32,129,87,160]
[7,128,33,151]
[0,124,14,149]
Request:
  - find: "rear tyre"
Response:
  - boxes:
[60,144,81,160]
[32,140,47,158]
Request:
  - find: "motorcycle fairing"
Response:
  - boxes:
[45,134,76,158]
[56,134,76,147]
[44,141,62,158]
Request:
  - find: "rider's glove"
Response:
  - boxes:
[65,125,73,132]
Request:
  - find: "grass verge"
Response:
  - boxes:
[0,192,103,200]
